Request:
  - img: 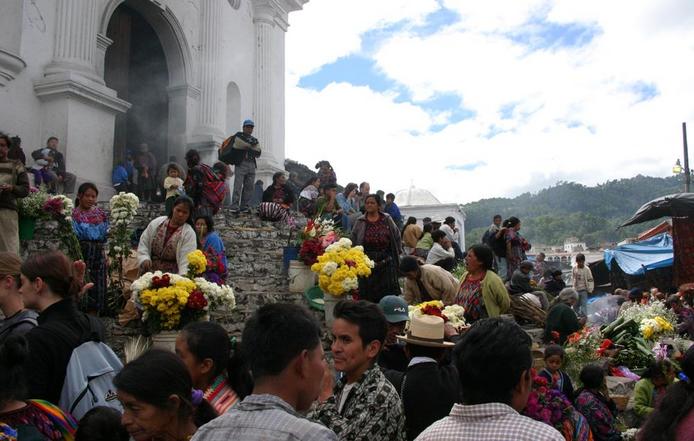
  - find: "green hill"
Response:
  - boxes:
[463,175,682,248]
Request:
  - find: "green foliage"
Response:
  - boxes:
[464,175,681,247]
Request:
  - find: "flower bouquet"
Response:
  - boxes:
[43,194,83,262]
[17,187,50,219]
[298,218,340,266]
[523,373,591,440]
[310,238,373,296]
[408,300,467,330]
[620,301,677,340]
[131,250,235,334]
[564,327,602,382]
[107,192,139,284]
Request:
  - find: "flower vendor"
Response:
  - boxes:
[176,322,253,415]
[194,215,228,284]
[259,171,295,222]
[638,346,694,441]
[632,360,675,423]
[72,182,109,313]
[137,196,197,275]
[0,133,30,254]
[350,194,402,303]
[400,256,459,305]
[454,244,510,323]
[574,364,622,441]
[544,288,586,344]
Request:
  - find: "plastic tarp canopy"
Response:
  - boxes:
[620,193,694,227]
[604,233,673,276]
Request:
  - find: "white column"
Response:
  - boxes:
[196,0,224,136]
[253,11,276,165]
[45,0,99,80]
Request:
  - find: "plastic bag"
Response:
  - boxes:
[587,295,622,325]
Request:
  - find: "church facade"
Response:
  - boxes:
[0,0,307,194]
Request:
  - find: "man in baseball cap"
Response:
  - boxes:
[377,295,410,372]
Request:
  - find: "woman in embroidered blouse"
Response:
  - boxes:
[298,176,321,217]
[0,335,78,441]
[455,244,510,323]
[351,194,402,303]
[194,215,227,284]
[72,182,109,313]
[503,217,530,280]
[175,322,253,416]
[573,364,621,441]
[137,196,197,275]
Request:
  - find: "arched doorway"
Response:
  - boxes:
[104,4,169,169]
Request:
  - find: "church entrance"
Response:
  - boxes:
[104,3,170,171]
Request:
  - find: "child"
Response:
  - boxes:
[164,164,184,216]
[574,364,621,441]
[72,182,109,314]
[538,344,575,401]
[30,147,53,188]
[75,406,129,441]
[572,253,594,317]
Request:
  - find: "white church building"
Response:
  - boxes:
[0,0,307,195]
[395,186,467,250]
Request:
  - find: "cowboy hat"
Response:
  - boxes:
[397,314,454,348]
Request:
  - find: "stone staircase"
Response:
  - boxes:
[20,203,324,355]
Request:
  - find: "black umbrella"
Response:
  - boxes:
[620,193,694,227]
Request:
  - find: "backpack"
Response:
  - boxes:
[218,135,238,165]
[59,316,123,420]
[199,163,227,214]
[491,230,507,257]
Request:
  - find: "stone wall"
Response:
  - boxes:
[20,203,325,356]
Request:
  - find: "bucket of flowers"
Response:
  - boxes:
[620,301,677,341]
[297,218,340,266]
[310,237,373,324]
[131,250,235,351]
[408,300,467,332]
[17,186,49,240]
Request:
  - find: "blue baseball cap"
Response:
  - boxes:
[378,295,410,323]
[243,119,255,127]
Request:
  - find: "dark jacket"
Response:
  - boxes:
[31,147,67,178]
[8,146,26,165]
[508,269,533,294]
[386,361,462,441]
[378,343,409,372]
[544,302,581,344]
[262,183,295,205]
[538,368,575,402]
[24,298,106,403]
[544,278,566,296]
[0,159,30,211]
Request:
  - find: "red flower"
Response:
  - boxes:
[152,274,171,288]
[299,237,324,266]
[550,331,560,343]
[597,338,613,356]
[186,290,208,310]
[420,304,448,322]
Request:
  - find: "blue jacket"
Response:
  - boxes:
[385,202,402,223]
[112,165,129,185]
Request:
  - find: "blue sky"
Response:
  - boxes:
[285,0,694,204]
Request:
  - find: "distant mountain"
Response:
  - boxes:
[463,175,683,248]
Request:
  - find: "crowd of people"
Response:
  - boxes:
[4,126,694,440]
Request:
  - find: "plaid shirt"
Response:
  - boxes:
[415,402,564,441]
[310,365,406,441]
[192,394,337,441]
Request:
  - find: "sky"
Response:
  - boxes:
[285,0,694,204]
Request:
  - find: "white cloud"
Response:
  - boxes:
[286,0,439,82]
[285,1,694,204]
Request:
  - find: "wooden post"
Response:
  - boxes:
[683,122,691,193]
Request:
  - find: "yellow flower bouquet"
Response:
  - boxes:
[131,251,236,333]
[310,238,374,296]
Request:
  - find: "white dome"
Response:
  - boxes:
[395,187,441,206]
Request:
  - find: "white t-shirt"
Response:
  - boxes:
[337,383,356,414]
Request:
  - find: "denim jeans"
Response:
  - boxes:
[574,289,588,317]
[230,159,255,211]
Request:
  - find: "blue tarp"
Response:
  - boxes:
[604,233,673,276]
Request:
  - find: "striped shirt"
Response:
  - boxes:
[415,402,564,441]
[203,374,238,415]
[192,394,337,441]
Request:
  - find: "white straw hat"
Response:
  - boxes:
[397,314,454,348]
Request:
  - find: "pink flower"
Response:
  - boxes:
[321,231,338,249]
